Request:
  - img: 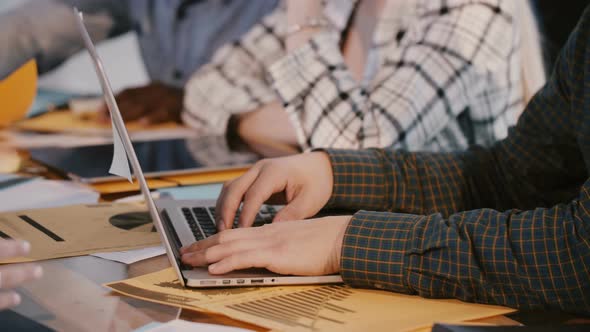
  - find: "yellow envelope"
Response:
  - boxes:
[0,60,37,127]
[0,203,161,263]
[161,168,248,186]
[91,178,178,195]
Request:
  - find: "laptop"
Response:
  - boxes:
[73,8,343,288]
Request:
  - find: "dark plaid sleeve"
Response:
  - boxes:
[335,6,590,314]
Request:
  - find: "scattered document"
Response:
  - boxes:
[68,97,104,116]
[0,174,35,190]
[114,191,164,204]
[0,173,31,184]
[37,32,149,95]
[0,178,99,213]
[29,89,74,117]
[107,268,515,332]
[134,320,253,332]
[0,203,161,263]
[91,245,165,264]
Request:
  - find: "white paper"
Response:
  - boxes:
[137,319,253,332]
[0,173,22,182]
[0,179,99,212]
[37,32,149,95]
[114,192,162,204]
[92,246,165,264]
[69,97,104,115]
[109,118,133,182]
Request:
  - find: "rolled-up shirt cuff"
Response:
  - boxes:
[319,149,392,211]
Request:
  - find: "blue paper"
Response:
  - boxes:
[28,89,74,117]
[158,184,223,200]
[132,322,163,332]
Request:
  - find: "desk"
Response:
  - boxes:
[3,148,579,331]
[12,254,522,332]
[14,255,267,331]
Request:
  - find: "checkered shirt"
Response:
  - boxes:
[182,0,527,152]
[325,6,590,314]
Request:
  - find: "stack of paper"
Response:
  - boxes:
[134,320,253,332]
[91,246,165,264]
[0,203,162,263]
[0,176,99,212]
[107,268,516,332]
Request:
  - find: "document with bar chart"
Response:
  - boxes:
[106,268,514,332]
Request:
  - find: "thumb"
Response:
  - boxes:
[272,191,317,222]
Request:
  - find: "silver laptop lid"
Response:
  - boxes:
[73,8,187,286]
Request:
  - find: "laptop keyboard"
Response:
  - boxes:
[181,206,276,241]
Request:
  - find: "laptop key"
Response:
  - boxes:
[182,208,204,241]
[188,206,278,236]
[192,207,217,237]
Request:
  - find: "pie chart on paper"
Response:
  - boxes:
[109,212,155,233]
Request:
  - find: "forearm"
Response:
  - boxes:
[342,198,590,314]
[234,102,300,157]
[324,147,500,216]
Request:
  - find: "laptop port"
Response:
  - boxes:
[236,279,245,284]
[251,279,264,284]
[200,280,217,285]
[222,280,231,285]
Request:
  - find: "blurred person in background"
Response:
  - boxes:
[0,0,278,123]
[181,0,546,155]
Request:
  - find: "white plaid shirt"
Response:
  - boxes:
[183,0,527,151]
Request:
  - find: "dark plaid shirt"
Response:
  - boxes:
[326,6,590,315]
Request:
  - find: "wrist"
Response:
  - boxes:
[332,215,353,274]
[309,150,334,203]
[312,150,333,183]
